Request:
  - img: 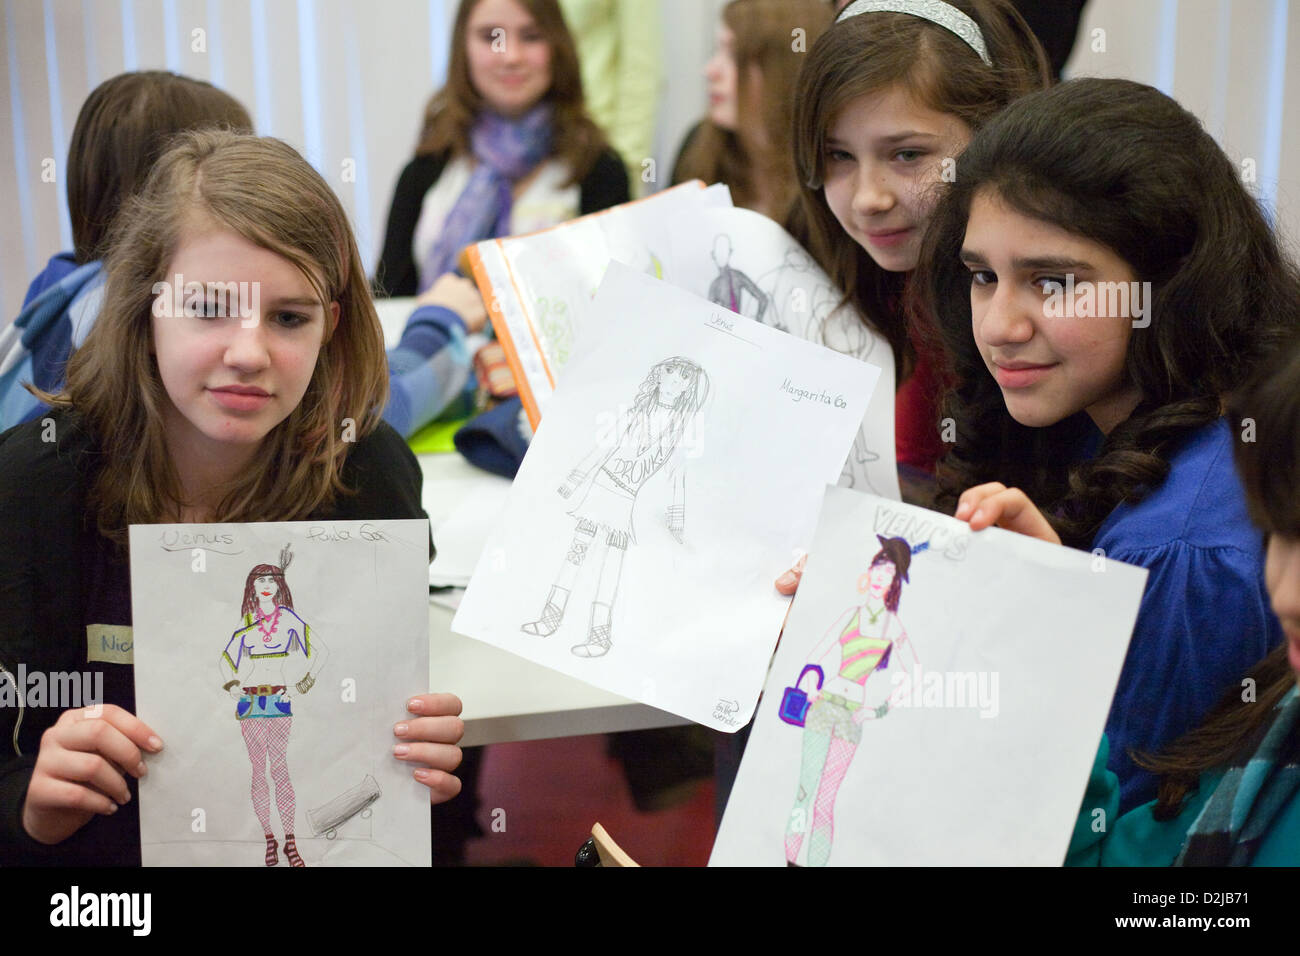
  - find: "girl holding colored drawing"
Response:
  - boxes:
[0,130,464,864]
[922,78,1298,810]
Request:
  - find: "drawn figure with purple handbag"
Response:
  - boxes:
[779,665,825,727]
[784,535,923,866]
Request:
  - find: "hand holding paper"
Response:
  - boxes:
[394,693,465,805]
[22,705,162,845]
[956,482,1062,544]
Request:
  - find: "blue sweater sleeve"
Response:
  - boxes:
[382,304,473,439]
[1101,537,1279,812]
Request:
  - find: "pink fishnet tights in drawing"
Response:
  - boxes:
[786,736,857,866]
[241,716,296,835]
[806,737,856,866]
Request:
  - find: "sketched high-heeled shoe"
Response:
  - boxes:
[284,833,305,868]
[521,585,570,637]
[571,602,613,658]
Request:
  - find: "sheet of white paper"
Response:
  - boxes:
[710,486,1147,865]
[472,181,733,422]
[428,476,514,587]
[667,206,900,500]
[132,519,432,866]
[453,264,881,730]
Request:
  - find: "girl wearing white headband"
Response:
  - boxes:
[787,0,1048,490]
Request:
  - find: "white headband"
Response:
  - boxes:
[836,0,994,67]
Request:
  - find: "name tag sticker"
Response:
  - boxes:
[87,624,133,664]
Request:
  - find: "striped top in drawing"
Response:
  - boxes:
[837,605,891,685]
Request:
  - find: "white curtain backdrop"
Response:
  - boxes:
[1,0,1295,323]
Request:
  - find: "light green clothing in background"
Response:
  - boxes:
[558,0,662,197]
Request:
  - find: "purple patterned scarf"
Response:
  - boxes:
[419,104,554,290]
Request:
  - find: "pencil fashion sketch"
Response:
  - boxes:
[521,357,710,657]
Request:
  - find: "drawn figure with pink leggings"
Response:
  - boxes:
[219,545,328,867]
[783,535,920,866]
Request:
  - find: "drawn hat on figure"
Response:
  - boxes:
[873,534,911,582]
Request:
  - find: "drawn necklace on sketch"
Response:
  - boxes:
[521,357,710,658]
[220,545,329,867]
[782,535,925,867]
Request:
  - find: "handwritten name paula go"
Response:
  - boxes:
[158,523,389,551]
[779,378,848,409]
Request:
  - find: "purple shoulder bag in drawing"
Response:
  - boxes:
[778,665,825,727]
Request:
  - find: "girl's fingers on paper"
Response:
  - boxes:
[395,715,466,746]
[413,768,463,805]
[36,747,132,805]
[775,552,808,596]
[406,692,463,720]
[963,487,1061,544]
[23,775,115,839]
[82,704,163,755]
[392,741,463,773]
[53,711,150,779]
[954,482,1007,522]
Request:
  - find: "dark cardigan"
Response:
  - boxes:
[373,147,629,297]
[0,410,430,863]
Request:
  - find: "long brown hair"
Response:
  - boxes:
[241,545,297,617]
[45,130,389,542]
[789,0,1048,380]
[675,0,832,216]
[1138,337,1300,818]
[67,71,252,264]
[416,0,608,185]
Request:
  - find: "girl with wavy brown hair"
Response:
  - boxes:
[922,78,1300,811]
[0,129,464,864]
[787,0,1048,482]
[671,0,833,219]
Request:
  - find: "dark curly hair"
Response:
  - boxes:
[916,78,1300,547]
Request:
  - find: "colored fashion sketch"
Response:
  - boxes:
[521,357,710,657]
[220,545,328,867]
[783,535,926,867]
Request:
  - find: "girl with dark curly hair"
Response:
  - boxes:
[918,77,1300,811]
